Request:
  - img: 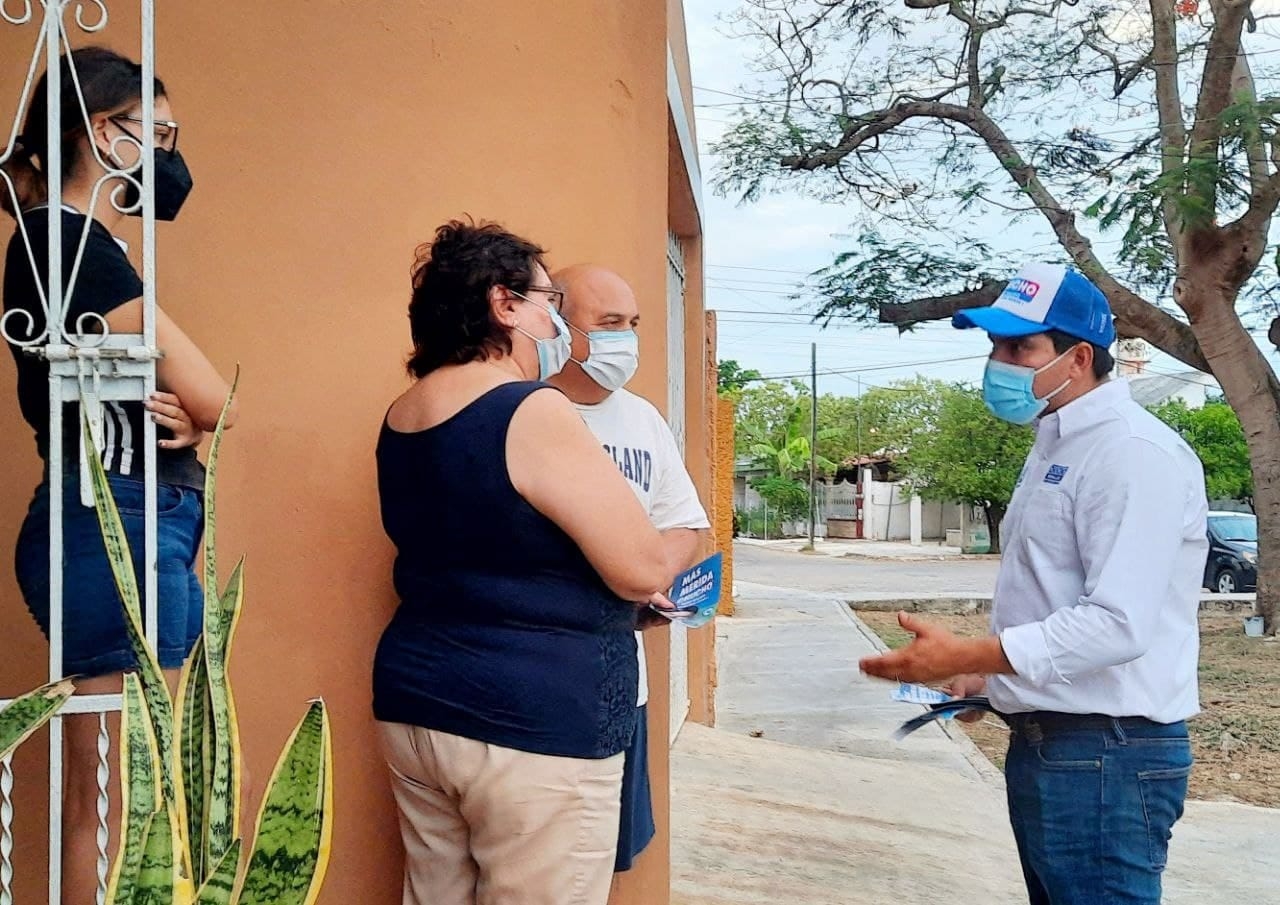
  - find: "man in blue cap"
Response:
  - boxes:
[860,264,1208,905]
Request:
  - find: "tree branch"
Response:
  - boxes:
[764,5,1213,373]
[1233,52,1267,193]
[875,279,1209,373]
[1186,0,1255,215]
[1231,52,1280,237]
[1149,0,1188,243]
[1085,37,1153,99]
[784,96,1212,372]
[965,28,985,109]
[877,281,1005,328]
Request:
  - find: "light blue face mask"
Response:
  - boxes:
[982,347,1075,425]
[512,291,573,380]
[568,324,639,392]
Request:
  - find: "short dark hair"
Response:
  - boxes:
[1046,329,1114,379]
[2,47,165,218]
[406,219,548,377]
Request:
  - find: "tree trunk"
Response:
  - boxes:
[984,504,1006,556]
[1182,282,1280,634]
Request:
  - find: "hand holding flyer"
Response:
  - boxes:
[650,552,723,629]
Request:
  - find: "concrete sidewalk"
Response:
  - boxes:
[735,536,970,560]
[670,580,1280,904]
[711,581,993,779]
[670,724,1023,905]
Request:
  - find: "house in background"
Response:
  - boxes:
[1117,338,1218,409]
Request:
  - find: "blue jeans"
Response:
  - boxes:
[1004,714,1192,905]
[15,473,204,676]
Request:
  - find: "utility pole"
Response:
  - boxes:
[809,342,818,550]
[856,374,862,457]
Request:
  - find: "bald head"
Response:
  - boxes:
[552,264,640,331]
[547,264,641,403]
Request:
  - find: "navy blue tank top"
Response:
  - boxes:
[372,381,638,759]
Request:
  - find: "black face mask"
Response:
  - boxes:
[119,148,194,221]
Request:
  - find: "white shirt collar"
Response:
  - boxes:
[1039,379,1131,440]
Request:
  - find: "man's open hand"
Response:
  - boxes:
[860,612,975,684]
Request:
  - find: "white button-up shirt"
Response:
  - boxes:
[987,379,1207,724]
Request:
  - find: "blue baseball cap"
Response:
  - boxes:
[952,263,1115,346]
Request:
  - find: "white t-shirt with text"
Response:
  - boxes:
[576,389,711,707]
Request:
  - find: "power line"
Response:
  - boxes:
[706,263,819,276]
[741,353,987,383]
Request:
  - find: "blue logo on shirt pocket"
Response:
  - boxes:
[1044,464,1069,485]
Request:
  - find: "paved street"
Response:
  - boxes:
[670,543,1279,904]
[734,540,1000,599]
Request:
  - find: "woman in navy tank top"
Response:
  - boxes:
[373,220,676,905]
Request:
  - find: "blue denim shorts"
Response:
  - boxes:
[15,473,204,677]
[615,704,656,872]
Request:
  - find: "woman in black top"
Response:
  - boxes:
[375,220,678,905]
[1,47,237,902]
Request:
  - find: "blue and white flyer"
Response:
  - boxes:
[655,552,723,629]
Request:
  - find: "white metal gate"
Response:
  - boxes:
[665,230,689,743]
[1,4,163,903]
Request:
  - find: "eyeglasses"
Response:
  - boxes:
[520,284,565,312]
[109,114,179,153]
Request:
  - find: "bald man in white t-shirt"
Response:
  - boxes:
[549,264,710,875]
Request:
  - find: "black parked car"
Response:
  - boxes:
[1203,511,1258,594]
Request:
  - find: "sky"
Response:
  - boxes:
[684,0,1280,399]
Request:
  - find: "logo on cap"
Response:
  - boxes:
[1003,278,1041,305]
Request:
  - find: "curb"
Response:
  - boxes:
[845,596,1259,615]
[840,606,1006,788]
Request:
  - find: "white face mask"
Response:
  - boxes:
[511,291,573,381]
[568,325,639,392]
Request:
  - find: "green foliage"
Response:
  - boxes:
[82,378,335,905]
[749,475,812,521]
[718,359,763,393]
[736,380,837,477]
[814,376,956,468]
[733,380,804,459]
[0,679,73,759]
[737,375,959,475]
[1151,400,1253,501]
[899,385,1033,511]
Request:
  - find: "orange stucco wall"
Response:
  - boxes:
[684,310,722,729]
[715,397,737,619]
[0,3,704,904]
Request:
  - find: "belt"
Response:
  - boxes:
[1004,711,1167,734]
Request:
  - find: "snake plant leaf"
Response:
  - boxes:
[199,372,242,871]
[194,839,241,905]
[130,804,192,905]
[175,636,213,883]
[82,408,177,803]
[203,558,245,872]
[236,701,333,905]
[106,674,164,905]
[0,679,73,759]
[201,368,239,643]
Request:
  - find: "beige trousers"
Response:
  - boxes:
[379,722,624,905]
